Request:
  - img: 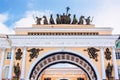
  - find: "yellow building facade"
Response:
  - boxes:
[0,22,120,80]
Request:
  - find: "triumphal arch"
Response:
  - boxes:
[0,8,120,80]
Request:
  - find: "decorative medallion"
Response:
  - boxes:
[84,47,99,61]
[104,48,111,60]
[27,48,43,62]
[13,63,21,80]
[105,62,113,79]
[15,48,23,60]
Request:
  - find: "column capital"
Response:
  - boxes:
[23,46,27,49]
[100,47,104,49]
[2,47,6,50]
[112,46,116,48]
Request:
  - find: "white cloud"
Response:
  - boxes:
[94,0,120,34]
[0,13,14,34]
[14,10,53,28]
[0,13,8,23]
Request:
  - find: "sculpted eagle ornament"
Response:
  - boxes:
[27,48,43,62]
[84,47,99,61]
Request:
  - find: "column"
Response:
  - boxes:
[8,47,15,80]
[100,47,106,80]
[112,47,119,80]
[0,48,6,80]
[20,47,27,80]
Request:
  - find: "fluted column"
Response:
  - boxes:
[100,47,106,80]
[112,47,119,79]
[0,48,6,80]
[8,47,15,80]
[20,47,27,80]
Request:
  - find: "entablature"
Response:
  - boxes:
[8,35,118,47]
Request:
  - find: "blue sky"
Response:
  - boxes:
[0,0,120,34]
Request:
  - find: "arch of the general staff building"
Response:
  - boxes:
[26,50,100,80]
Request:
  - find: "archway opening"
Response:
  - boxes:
[39,63,88,80]
[29,51,98,80]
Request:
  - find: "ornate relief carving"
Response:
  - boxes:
[27,48,43,62]
[104,48,111,60]
[15,48,23,60]
[84,47,99,61]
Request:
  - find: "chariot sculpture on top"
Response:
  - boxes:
[34,7,93,25]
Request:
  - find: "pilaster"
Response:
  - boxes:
[20,47,27,80]
[0,48,6,80]
[100,47,106,80]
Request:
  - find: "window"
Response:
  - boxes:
[118,66,120,79]
[6,52,11,59]
[4,66,9,78]
[116,52,120,59]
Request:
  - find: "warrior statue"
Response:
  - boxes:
[36,17,42,25]
[72,14,78,24]
[78,16,84,25]
[14,63,21,80]
[85,16,92,25]
[106,63,113,79]
[15,48,22,60]
[43,16,48,24]
[56,14,61,24]
[49,14,55,24]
